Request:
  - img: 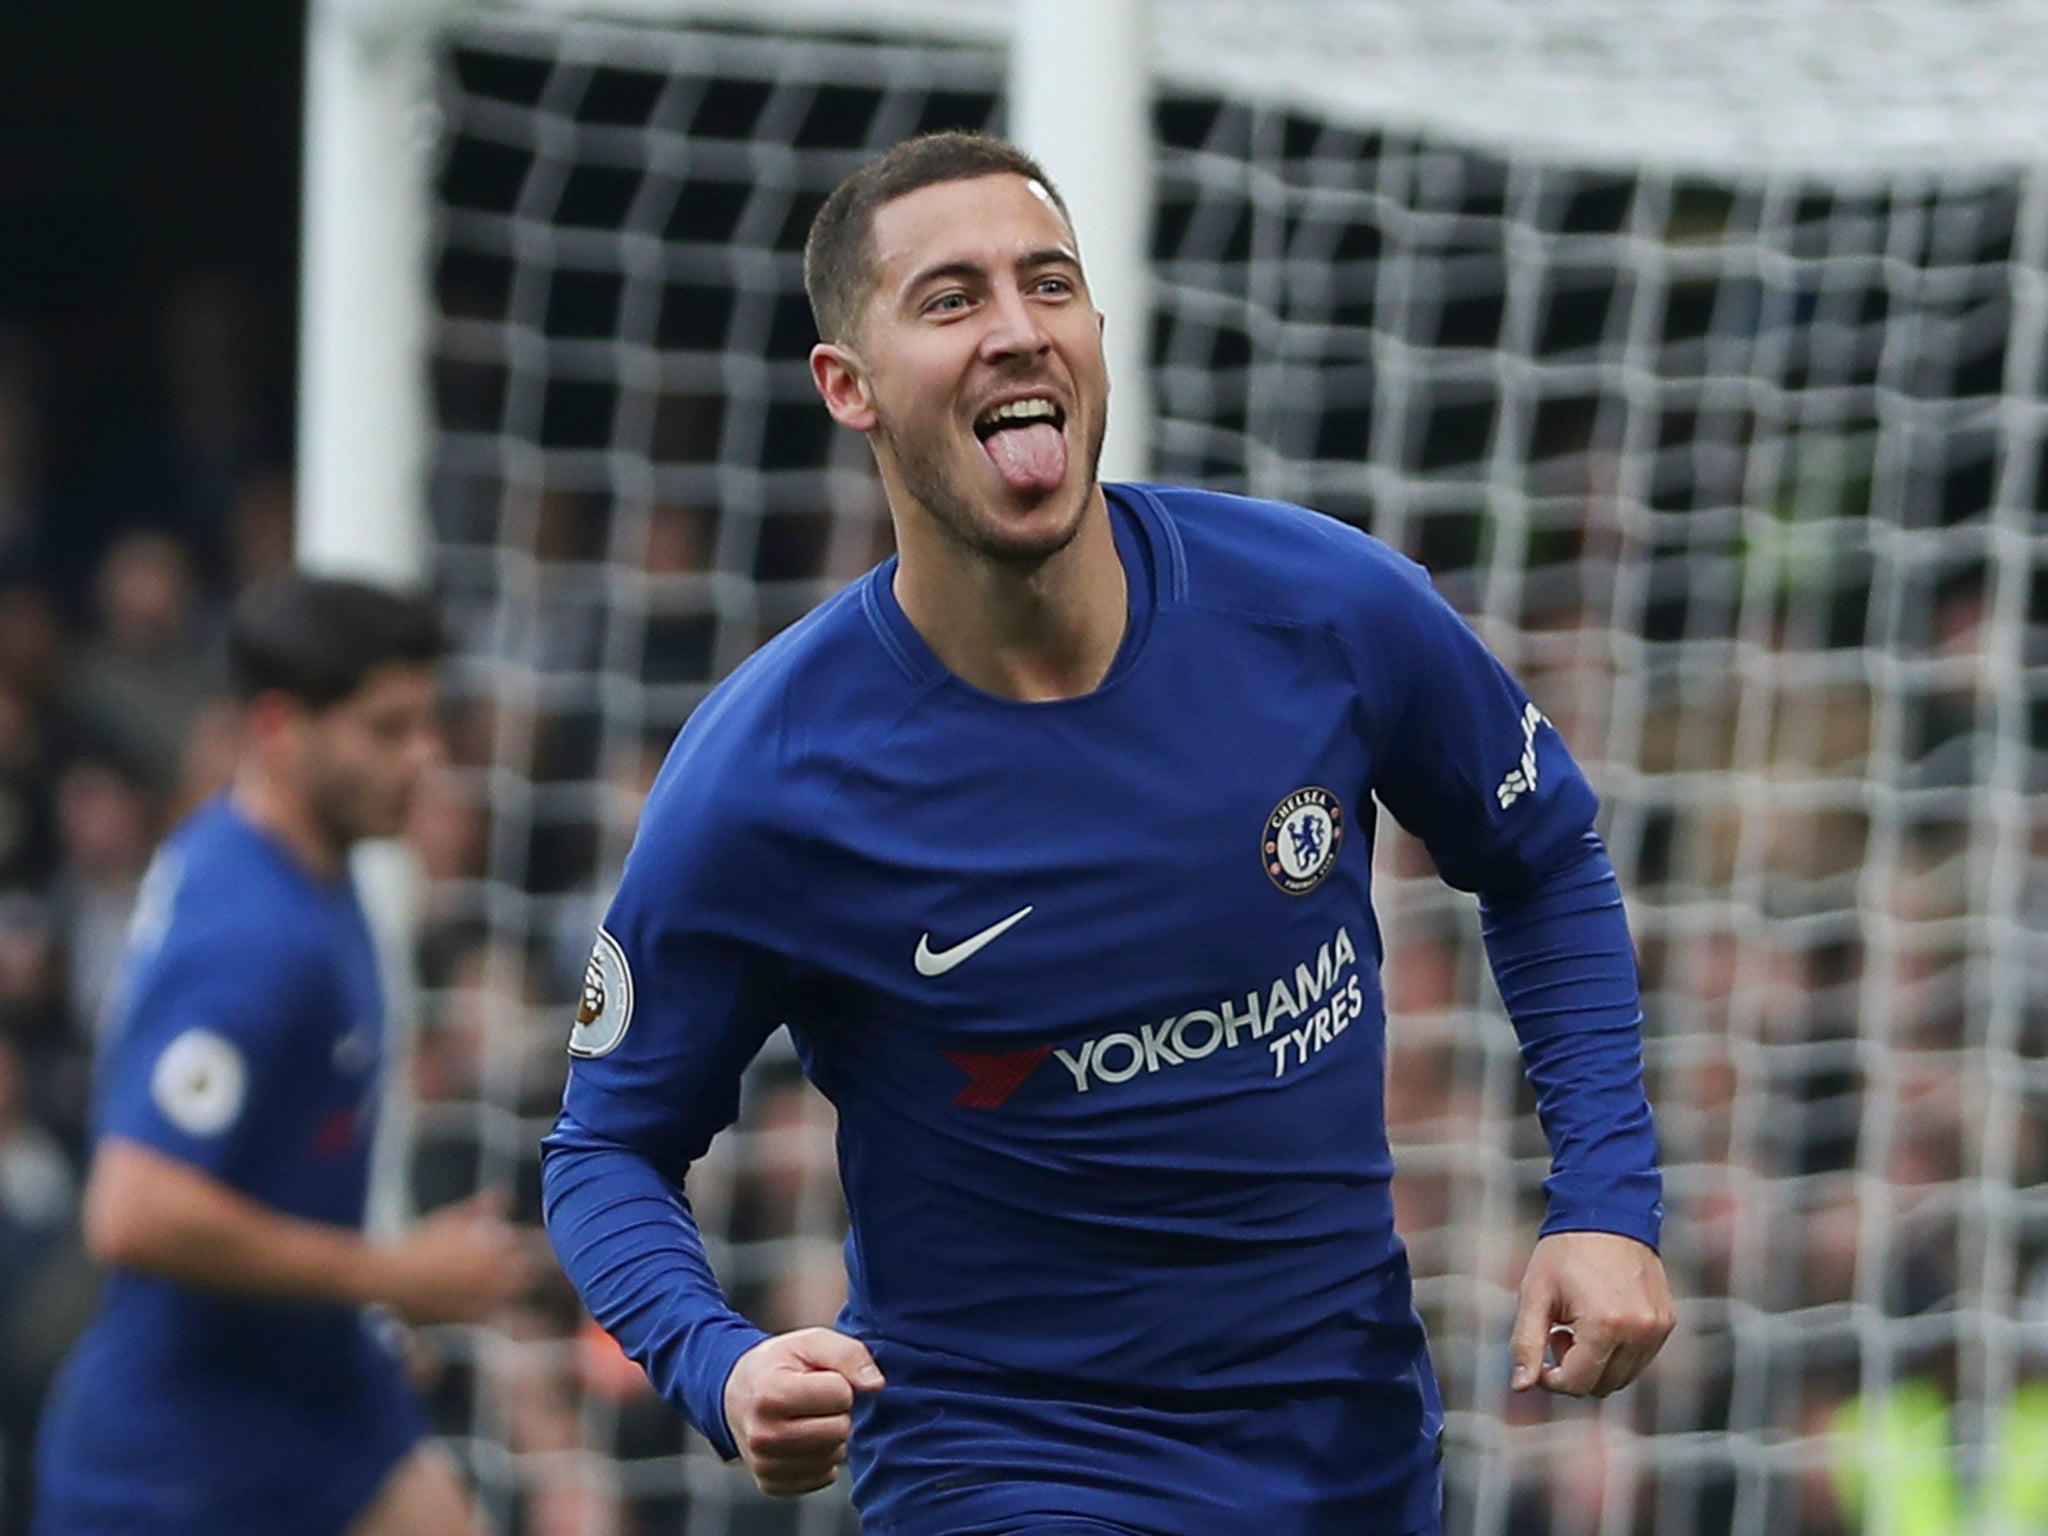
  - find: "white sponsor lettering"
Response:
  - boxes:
[1496,703,1546,809]
[1220,990,1262,1046]
[1138,1020,1183,1071]
[1058,928,1367,1093]
[1054,1041,1095,1092]
[1267,974,1303,1026]
[1171,1010,1223,1060]
[1092,1033,1143,1084]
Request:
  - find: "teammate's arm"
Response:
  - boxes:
[84,1136,528,1322]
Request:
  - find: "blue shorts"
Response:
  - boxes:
[33,1323,428,1536]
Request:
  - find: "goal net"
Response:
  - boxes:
[391,4,2048,1533]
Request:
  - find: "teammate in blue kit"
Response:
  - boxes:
[36,577,529,1536]
[543,133,1675,1535]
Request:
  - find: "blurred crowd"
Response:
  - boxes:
[0,276,303,1527]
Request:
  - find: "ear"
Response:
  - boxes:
[811,342,878,433]
[241,691,305,761]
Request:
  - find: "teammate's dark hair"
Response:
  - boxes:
[228,574,445,709]
[803,131,1071,344]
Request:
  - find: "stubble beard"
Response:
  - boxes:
[877,401,1108,570]
[308,760,409,852]
[307,771,368,857]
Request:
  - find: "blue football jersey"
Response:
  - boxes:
[36,797,425,1536]
[544,485,1660,1536]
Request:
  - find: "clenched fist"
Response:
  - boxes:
[723,1328,885,1496]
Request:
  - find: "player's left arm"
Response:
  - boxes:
[1363,552,1675,1398]
[1477,841,1676,1397]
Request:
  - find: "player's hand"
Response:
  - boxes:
[1510,1231,1675,1398]
[723,1328,884,1496]
[371,1188,533,1324]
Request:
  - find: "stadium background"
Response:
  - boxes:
[1,3,2045,1533]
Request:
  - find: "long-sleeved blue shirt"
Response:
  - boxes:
[38,797,426,1533]
[543,483,1661,1536]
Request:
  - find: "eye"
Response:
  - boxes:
[1034,275,1074,297]
[924,291,971,316]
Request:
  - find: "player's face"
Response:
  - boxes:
[300,662,442,846]
[813,173,1110,566]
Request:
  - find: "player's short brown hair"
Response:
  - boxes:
[802,131,1071,344]
[229,574,444,710]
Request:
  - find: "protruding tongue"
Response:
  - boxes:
[983,422,1067,495]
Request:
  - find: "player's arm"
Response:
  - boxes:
[91,927,530,1322]
[541,803,880,1494]
[545,1111,882,1494]
[83,1137,525,1322]
[1365,554,1674,1398]
[1475,836,1676,1397]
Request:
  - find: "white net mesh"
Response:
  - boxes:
[1157,0,2048,180]
[404,8,2048,1534]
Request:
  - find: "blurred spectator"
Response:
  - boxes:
[0,583,63,710]
[491,1302,637,1536]
[158,273,289,587]
[0,892,85,1156]
[0,332,47,586]
[410,767,491,892]
[48,755,157,1038]
[0,1038,75,1236]
[0,1030,91,1536]
[230,469,295,590]
[64,532,221,789]
[0,681,61,892]
[0,584,70,899]
[1902,560,1993,791]
[736,1076,847,1337]
[1509,1419,1646,1536]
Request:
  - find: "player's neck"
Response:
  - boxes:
[230,768,347,881]
[893,490,1126,702]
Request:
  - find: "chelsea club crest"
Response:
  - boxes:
[1264,787,1344,895]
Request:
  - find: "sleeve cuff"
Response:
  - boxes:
[684,1317,773,1460]
[1538,1203,1664,1255]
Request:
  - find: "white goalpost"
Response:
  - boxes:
[296,4,2048,1533]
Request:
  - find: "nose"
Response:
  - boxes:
[979,279,1051,363]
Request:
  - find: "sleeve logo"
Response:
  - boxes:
[568,927,635,1058]
[1495,703,1547,809]
[150,1028,247,1138]
[1264,787,1345,895]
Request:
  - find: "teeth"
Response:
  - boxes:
[980,398,1059,430]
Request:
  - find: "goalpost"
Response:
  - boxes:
[296,4,2048,1533]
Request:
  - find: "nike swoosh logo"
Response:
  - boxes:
[914,905,1034,978]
